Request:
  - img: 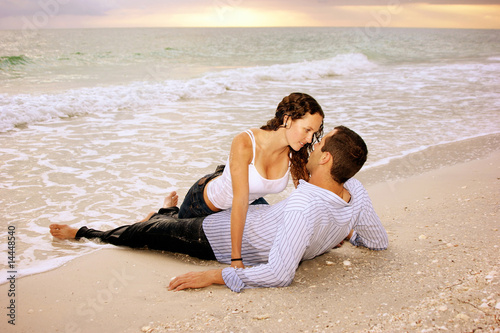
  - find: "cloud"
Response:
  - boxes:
[0,0,117,18]
[291,0,500,4]
[2,0,499,18]
[0,0,499,29]
[235,0,500,6]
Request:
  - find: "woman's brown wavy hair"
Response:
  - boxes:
[260,92,324,186]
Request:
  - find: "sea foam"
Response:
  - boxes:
[0,54,374,132]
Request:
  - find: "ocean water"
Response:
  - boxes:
[1,27,499,281]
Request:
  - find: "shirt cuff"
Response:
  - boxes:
[349,230,360,246]
[222,267,245,292]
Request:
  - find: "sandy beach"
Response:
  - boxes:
[2,141,499,333]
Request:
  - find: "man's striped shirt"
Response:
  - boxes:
[203,179,388,292]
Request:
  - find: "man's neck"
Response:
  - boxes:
[308,173,344,197]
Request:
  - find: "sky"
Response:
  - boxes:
[1,0,499,30]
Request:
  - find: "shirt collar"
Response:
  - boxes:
[297,179,349,207]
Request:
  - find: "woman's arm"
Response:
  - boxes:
[228,132,253,268]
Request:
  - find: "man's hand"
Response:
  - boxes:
[168,269,224,291]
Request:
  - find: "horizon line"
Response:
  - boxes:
[2,26,499,31]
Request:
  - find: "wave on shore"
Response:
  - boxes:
[0,53,373,132]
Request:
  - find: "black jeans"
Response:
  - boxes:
[178,164,269,219]
[75,207,216,260]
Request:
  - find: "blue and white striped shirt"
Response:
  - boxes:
[202,179,388,292]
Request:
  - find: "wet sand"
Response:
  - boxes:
[1,143,499,333]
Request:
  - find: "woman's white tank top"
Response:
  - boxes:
[206,130,290,210]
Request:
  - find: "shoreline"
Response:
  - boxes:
[1,132,498,284]
[1,133,498,285]
[1,139,499,332]
[357,131,500,186]
[363,131,500,170]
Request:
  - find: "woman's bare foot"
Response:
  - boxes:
[163,191,178,208]
[49,224,78,239]
[139,192,179,222]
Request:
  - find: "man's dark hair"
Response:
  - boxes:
[321,125,368,184]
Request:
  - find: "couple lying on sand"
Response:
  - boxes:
[50,93,388,292]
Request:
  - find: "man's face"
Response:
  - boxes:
[306,130,335,173]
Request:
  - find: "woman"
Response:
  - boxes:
[178,92,324,268]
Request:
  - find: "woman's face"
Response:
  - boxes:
[286,113,323,151]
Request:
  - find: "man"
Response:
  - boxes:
[50,126,388,292]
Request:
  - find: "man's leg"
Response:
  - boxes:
[79,211,215,259]
[50,193,216,260]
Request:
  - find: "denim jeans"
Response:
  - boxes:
[178,165,225,218]
[75,207,216,260]
[178,165,269,219]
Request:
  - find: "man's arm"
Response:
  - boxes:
[221,210,313,292]
[168,269,224,291]
[349,185,388,250]
[169,210,312,292]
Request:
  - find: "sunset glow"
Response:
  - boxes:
[1,1,499,30]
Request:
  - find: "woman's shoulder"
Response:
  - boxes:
[248,127,280,144]
[229,131,254,164]
[232,130,254,148]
